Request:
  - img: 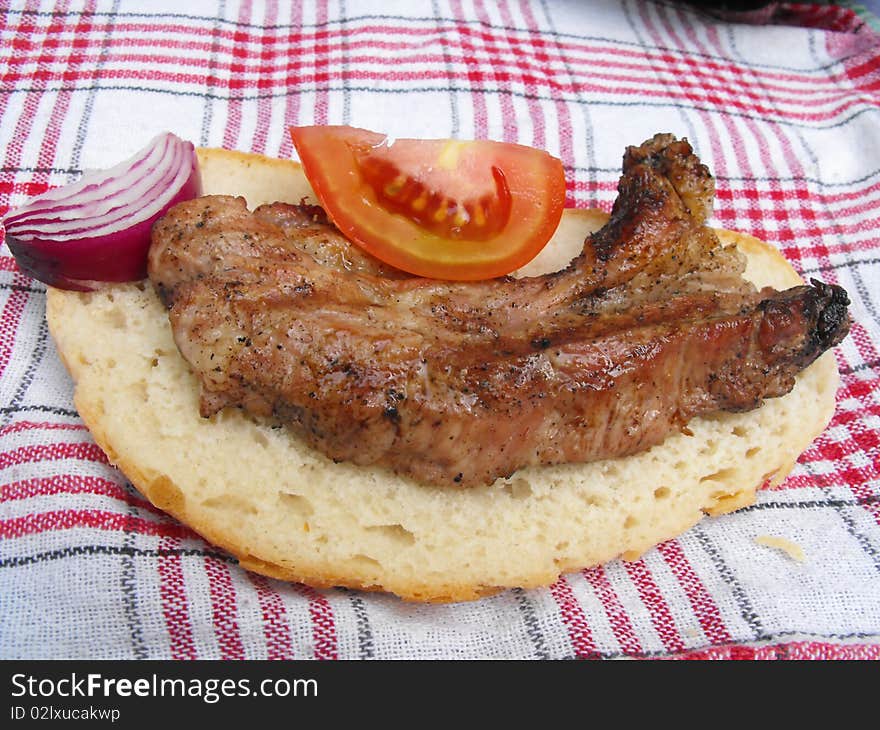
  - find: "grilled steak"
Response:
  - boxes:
[148,134,850,487]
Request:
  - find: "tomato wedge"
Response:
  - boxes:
[289,125,566,280]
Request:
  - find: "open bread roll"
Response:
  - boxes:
[45,148,839,602]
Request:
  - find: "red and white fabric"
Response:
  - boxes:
[1,0,879,660]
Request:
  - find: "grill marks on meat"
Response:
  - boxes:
[148,134,850,487]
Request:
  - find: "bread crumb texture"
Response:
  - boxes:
[43,151,839,602]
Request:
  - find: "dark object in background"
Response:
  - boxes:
[692,1,774,7]
[685,1,779,23]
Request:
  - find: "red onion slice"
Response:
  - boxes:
[6,135,173,226]
[2,132,202,291]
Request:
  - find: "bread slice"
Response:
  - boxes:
[45,148,840,602]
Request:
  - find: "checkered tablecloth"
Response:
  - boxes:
[1,0,879,660]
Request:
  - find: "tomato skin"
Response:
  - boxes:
[289,125,566,280]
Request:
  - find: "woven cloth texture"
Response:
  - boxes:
[1,0,879,660]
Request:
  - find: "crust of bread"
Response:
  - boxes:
[45,148,840,602]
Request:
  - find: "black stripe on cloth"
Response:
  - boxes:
[431,0,460,136]
[0,315,49,429]
[839,359,880,375]
[339,0,352,126]
[3,8,873,75]
[744,495,880,512]
[0,404,78,417]
[799,256,880,275]
[0,283,45,295]
[691,527,765,638]
[343,591,376,660]
[511,588,552,659]
[1,83,877,132]
[0,165,81,174]
[0,544,237,568]
[717,170,880,186]
[68,0,120,175]
[844,263,880,324]
[120,481,149,659]
[198,0,227,148]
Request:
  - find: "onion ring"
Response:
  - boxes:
[2,132,202,291]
